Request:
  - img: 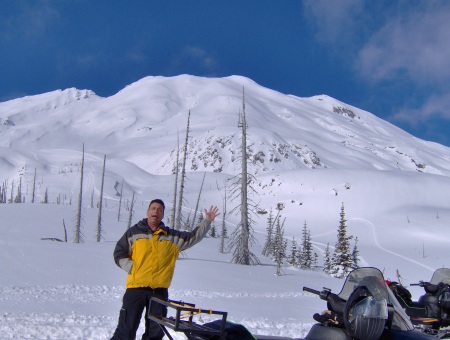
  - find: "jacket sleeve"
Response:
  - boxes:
[113,231,134,274]
[172,218,212,251]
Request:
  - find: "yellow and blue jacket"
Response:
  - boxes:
[113,218,211,289]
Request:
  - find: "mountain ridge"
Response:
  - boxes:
[1,74,450,204]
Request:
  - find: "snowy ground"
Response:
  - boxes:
[0,203,331,339]
[1,200,447,339]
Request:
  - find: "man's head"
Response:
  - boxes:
[147,199,165,230]
[149,199,165,211]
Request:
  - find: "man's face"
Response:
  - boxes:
[147,202,164,228]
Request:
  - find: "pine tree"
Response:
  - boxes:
[288,236,298,267]
[43,187,49,204]
[313,253,319,268]
[323,242,332,274]
[14,177,22,203]
[352,236,360,269]
[299,221,313,269]
[262,209,275,257]
[209,221,216,238]
[273,216,286,276]
[330,203,353,278]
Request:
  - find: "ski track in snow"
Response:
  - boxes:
[350,217,435,272]
[0,286,312,339]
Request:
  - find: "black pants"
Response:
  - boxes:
[111,287,168,340]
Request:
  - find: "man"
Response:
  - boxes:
[111,198,220,340]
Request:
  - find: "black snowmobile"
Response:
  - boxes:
[148,267,434,339]
[387,268,450,338]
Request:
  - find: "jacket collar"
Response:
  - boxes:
[138,219,167,235]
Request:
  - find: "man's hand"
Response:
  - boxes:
[204,205,220,222]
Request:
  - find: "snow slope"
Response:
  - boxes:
[1,75,450,339]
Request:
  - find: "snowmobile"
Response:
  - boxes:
[148,267,434,339]
[387,268,450,338]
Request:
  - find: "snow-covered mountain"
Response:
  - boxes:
[2,75,450,338]
[2,74,450,247]
[2,75,450,178]
[2,75,450,228]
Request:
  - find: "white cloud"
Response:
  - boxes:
[302,0,364,47]
[393,92,450,123]
[356,4,450,84]
[168,46,218,75]
[0,1,59,40]
[183,46,217,70]
[303,1,450,126]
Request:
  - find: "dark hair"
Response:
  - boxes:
[149,199,165,211]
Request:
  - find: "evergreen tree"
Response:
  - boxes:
[209,221,216,238]
[273,216,286,276]
[299,221,313,269]
[14,177,22,203]
[330,203,353,278]
[43,187,49,204]
[352,236,360,269]
[313,252,319,268]
[262,209,275,257]
[288,236,298,267]
[323,242,332,274]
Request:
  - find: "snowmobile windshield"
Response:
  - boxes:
[337,267,388,301]
[349,296,388,322]
[338,267,414,331]
[430,268,450,285]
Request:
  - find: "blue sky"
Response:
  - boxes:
[1,1,450,147]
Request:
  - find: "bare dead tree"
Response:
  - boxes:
[63,219,68,242]
[176,110,191,229]
[96,155,106,242]
[74,143,85,243]
[171,133,180,228]
[127,191,136,229]
[191,172,206,231]
[228,87,260,265]
[118,179,124,222]
[219,181,228,254]
[31,168,36,203]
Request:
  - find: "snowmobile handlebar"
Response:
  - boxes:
[303,286,345,314]
[410,281,441,294]
[303,287,321,296]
